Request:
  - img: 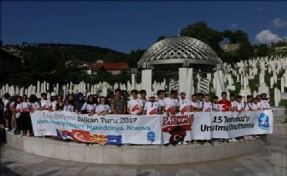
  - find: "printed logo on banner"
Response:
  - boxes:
[147,131,155,143]
[258,113,270,130]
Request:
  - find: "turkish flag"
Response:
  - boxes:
[71,130,91,143]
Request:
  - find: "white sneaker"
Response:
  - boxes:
[228,138,237,142]
[5,128,9,131]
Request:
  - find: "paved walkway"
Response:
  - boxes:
[1,133,286,176]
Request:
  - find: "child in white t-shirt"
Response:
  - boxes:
[127,90,144,115]
[96,97,111,115]
[144,94,161,115]
[179,92,191,114]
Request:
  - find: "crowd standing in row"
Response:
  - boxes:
[0,88,270,138]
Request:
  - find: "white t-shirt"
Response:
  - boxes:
[63,104,74,112]
[164,97,179,113]
[252,103,259,110]
[52,100,57,111]
[15,103,22,118]
[127,98,143,115]
[231,101,236,109]
[96,104,111,113]
[197,100,204,109]
[41,99,51,109]
[156,98,165,107]
[21,102,32,112]
[261,100,270,109]
[202,101,213,112]
[234,101,244,111]
[4,99,9,112]
[144,101,161,115]
[81,103,97,113]
[9,101,15,109]
[179,99,191,112]
[190,101,199,110]
[244,102,254,111]
[213,103,221,111]
[257,101,263,110]
[31,102,41,110]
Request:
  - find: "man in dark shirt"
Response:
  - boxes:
[111,89,126,114]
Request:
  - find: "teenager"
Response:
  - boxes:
[212,96,221,111]
[56,95,64,111]
[95,96,111,115]
[163,90,179,116]
[110,88,126,114]
[261,93,271,110]
[127,90,144,115]
[143,94,161,115]
[197,93,204,111]
[19,95,32,136]
[179,92,191,114]
[190,94,198,112]
[244,95,254,111]
[74,92,85,114]
[156,90,165,113]
[81,95,97,116]
[218,92,231,112]
[202,94,213,112]
[40,93,52,111]
[12,96,22,135]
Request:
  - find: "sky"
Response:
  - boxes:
[1,1,287,53]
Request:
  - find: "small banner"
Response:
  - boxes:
[30,111,162,144]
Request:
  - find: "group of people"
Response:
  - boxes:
[0,88,271,138]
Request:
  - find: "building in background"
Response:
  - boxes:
[81,63,129,75]
[0,47,22,76]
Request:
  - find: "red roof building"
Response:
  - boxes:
[82,63,129,75]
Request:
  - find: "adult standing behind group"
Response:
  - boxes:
[111,88,126,114]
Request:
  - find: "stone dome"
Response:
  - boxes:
[137,36,222,69]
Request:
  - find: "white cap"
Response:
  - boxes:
[51,92,57,97]
[148,93,155,98]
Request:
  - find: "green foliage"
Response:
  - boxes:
[255,44,268,57]
[180,21,224,57]
[237,42,254,60]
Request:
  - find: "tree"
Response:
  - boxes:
[180,21,224,57]
[223,30,236,43]
[233,30,249,44]
[238,42,254,60]
[256,44,268,56]
[156,36,166,42]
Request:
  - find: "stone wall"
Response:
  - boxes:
[5,132,267,165]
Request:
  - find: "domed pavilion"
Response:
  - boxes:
[133,36,225,98]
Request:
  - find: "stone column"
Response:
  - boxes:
[141,69,152,96]
[215,69,225,97]
[187,68,194,98]
[179,67,188,95]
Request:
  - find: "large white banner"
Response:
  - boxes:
[30,111,162,144]
[191,110,273,140]
[30,110,273,144]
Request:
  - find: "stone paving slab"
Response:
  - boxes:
[1,133,287,176]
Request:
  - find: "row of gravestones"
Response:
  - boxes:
[1,56,287,105]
